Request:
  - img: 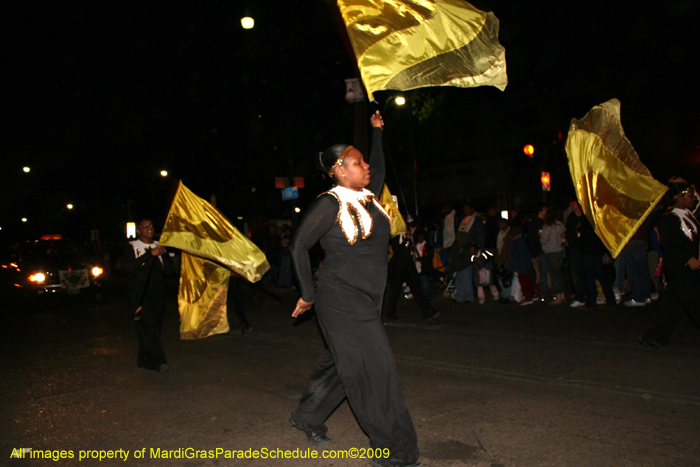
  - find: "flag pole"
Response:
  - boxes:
[370,100,413,221]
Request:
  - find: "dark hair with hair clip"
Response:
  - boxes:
[317,144,351,180]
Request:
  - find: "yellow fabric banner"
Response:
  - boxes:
[566,99,668,258]
[178,252,231,340]
[337,0,507,101]
[159,182,270,282]
[159,181,270,339]
[379,184,407,237]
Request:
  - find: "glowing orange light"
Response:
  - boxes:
[91,267,103,277]
[29,273,46,282]
[523,144,535,157]
[541,171,551,191]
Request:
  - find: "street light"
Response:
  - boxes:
[21,218,27,222]
[67,204,74,210]
[23,167,30,173]
[541,171,551,191]
[241,16,254,29]
[394,96,406,106]
[523,144,535,157]
[160,170,168,177]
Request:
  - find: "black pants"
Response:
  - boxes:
[292,279,419,466]
[387,260,436,320]
[583,254,616,307]
[227,277,250,328]
[645,275,700,346]
[132,287,167,370]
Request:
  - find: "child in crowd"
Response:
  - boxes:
[469,243,500,304]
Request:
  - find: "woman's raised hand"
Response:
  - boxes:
[370,110,384,129]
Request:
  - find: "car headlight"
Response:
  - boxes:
[91,267,103,277]
[29,273,46,283]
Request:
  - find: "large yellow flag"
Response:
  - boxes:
[379,184,407,237]
[566,99,668,258]
[159,182,270,339]
[337,0,507,101]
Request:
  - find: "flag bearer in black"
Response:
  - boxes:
[289,111,421,467]
[123,219,174,373]
[386,228,440,322]
[640,180,700,347]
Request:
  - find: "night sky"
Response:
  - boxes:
[3,1,699,242]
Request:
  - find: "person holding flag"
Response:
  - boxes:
[288,111,421,467]
[122,219,174,373]
[640,179,700,347]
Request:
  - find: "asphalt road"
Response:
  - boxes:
[2,277,699,467]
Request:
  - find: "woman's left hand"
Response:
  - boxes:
[292,298,314,317]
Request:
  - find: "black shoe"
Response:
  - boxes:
[639,334,665,348]
[306,431,330,446]
[289,417,330,446]
[425,311,440,323]
[370,460,422,467]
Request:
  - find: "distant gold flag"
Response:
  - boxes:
[159,182,270,339]
[337,0,507,101]
[566,99,668,258]
[379,184,407,237]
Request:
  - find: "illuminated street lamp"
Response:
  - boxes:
[541,171,551,191]
[394,96,406,106]
[23,167,30,173]
[523,144,535,157]
[241,16,254,29]
[294,207,301,213]
[21,218,27,222]
[160,170,168,177]
[67,204,74,210]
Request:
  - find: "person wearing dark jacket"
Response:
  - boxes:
[575,203,616,309]
[640,181,700,347]
[122,219,174,373]
[564,198,587,307]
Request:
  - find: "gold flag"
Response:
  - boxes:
[566,99,668,258]
[178,252,231,340]
[337,0,507,101]
[159,182,270,339]
[379,184,407,237]
[160,182,270,282]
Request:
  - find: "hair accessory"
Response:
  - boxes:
[328,145,354,178]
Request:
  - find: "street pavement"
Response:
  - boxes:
[2,278,699,467]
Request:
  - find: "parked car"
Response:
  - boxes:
[0,238,105,300]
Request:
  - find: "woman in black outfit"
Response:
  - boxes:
[289,111,421,467]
